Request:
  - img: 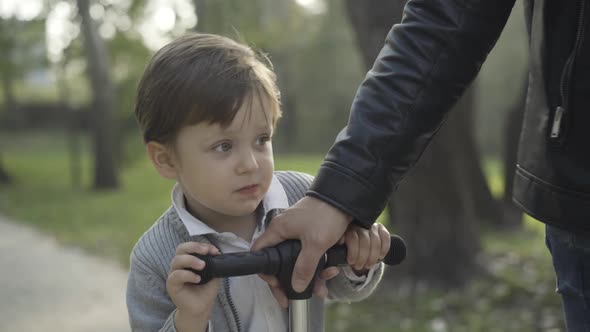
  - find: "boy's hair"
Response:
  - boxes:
[135,33,282,144]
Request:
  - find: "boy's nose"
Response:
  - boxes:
[236,150,259,174]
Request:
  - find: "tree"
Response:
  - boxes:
[0,18,17,185]
[0,154,12,185]
[0,15,46,185]
[501,73,527,227]
[0,17,46,125]
[77,0,119,189]
[344,0,498,286]
[0,18,17,123]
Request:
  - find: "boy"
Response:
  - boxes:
[126,33,391,332]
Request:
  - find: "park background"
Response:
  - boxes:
[0,0,562,331]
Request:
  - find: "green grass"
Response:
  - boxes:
[0,132,170,263]
[0,131,563,331]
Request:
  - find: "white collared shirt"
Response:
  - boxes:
[171,175,375,332]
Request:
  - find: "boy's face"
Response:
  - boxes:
[169,96,275,221]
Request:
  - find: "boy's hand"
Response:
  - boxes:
[167,242,221,331]
[309,224,391,300]
[343,223,390,275]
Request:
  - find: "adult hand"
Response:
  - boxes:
[252,196,352,296]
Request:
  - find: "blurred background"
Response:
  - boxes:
[0,0,562,331]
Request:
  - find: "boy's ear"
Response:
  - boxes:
[146,141,177,179]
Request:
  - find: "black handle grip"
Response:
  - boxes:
[187,235,407,299]
[188,249,281,285]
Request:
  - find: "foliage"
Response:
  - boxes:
[0,16,48,109]
[0,17,47,80]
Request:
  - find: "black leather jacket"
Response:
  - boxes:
[307,0,590,232]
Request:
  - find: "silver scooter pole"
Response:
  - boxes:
[289,299,310,332]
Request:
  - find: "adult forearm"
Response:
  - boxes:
[309,0,515,227]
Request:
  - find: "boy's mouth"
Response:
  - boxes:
[236,184,259,195]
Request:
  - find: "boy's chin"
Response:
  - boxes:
[226,200,263,217]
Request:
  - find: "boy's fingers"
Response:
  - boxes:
[270,285,289,308]
[169,254,204,272]
[319,266,340,280]
[366,227,382,268]
[176,242,216,255]
[207,245,220,255]
[346,231,359,266]
[258,274,280,288]
[378,225,391,260]
[259,274,289,308]
[168,269,201,287]
[313,279,328,299]
[354,230,370,270]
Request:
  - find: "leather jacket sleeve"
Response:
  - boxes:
[307,0,516,228]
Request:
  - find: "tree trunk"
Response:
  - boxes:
[276,77,297,152]
[273,52,297,153]
[0,17,21,128]
[1,58,23,128]
[389,106,481,286]
[501,73,527,227]
[344,1,406,68]
[0,19,15,185]
[458,88,503,226]
[77,0,119,190]
[0,154,12,185]
[55,52,82,190]
[345,0,494,286]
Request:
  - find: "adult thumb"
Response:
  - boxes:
[291,243,323,293]
[251,221,286,252]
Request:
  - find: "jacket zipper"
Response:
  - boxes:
[204,235,242,332]
[551,0,587,139]
[223,278,242,332]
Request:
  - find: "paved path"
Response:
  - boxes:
[0,216,130,332]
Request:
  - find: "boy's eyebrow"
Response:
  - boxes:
[220,124,273,135]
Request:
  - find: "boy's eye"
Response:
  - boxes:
[214,142,232,152]
[256,135,271,145]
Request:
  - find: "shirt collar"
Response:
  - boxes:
[171,174,289,236]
